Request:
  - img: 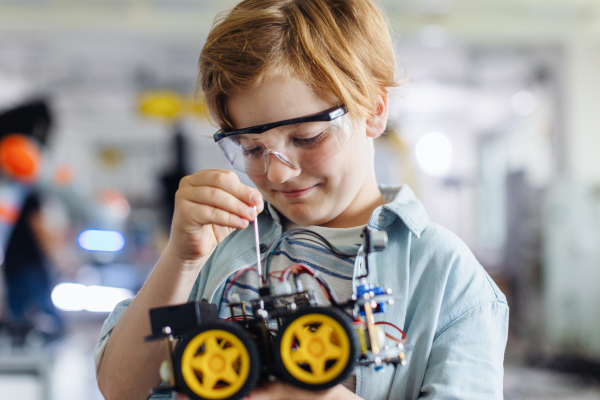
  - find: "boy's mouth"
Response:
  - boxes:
[279,185,317,198]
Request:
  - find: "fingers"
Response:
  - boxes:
[181,169,263,208]
[245,381,336,400]
[176,169,264,230]
[195,204,250,230]
[177,186,256,226]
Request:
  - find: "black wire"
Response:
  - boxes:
[265,228,356,284]
[314,272,340,305]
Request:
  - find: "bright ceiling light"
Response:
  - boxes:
[78,229,125,252]
[51,283,86,311]
[511,90,537,116]
[415,132,453,176]
[51,283,133,312]
[85,285,133,312]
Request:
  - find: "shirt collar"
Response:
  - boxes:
[370,185,429,238]
[266,202,282,224]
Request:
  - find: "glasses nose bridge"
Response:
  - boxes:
[264,149,298,170]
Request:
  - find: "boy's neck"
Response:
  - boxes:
[319,180,387,229]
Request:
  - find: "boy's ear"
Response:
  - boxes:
[365,94,388,139]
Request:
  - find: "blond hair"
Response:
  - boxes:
[198,0,399,130]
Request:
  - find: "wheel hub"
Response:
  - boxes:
[209,354,226,373]
[308,339,325,357]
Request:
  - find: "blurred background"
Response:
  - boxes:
[1,0,599,399]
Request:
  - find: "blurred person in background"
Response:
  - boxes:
[0,100,77,343]
[160,127,191,233]
[3,191,64,342]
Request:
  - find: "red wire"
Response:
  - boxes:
[279,263,313,282]
[224,266,257,301]
[278,263,336,302]
[375,321,407,340]
[352,319,406,342]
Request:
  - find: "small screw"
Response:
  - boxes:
[162,326,172,335]
[290,303,297,310]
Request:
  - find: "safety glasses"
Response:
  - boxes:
[213,105,353,176]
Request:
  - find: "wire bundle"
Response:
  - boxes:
[222,228,407,346]
[265,228,356,284]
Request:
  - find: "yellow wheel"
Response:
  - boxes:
[175,322,259,400]
[275,308,357,390]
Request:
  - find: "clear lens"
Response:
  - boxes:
[218,112,353,175]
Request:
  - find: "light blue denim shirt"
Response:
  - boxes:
[95,185,508,400]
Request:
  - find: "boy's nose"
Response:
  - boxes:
[266,154,301,183]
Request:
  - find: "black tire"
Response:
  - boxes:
[174,321,260,400]
[274,307,358,391]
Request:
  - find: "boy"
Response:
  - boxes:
[95,1,508,399]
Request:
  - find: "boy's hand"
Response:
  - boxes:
[244,382,360,400]
[167,169,263,270]
[174,382,359,400]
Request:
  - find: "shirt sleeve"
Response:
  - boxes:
[93,298,133,374]
[418,300,509,400]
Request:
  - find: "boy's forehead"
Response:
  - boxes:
[226,76,335,129]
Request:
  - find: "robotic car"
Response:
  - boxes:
[145,226,406,400]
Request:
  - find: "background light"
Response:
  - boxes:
[415,132,453,176]
[51,283,133,312]
[511,90,537,116]
[109,198,130,219]
[78,229,125,252]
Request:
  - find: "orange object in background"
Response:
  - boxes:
[0,134,42,183]
[0,202,19,225]
[53,164,74,186]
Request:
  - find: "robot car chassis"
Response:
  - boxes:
[145,225,407,400]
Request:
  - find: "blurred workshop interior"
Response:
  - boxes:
[1,0,600,399]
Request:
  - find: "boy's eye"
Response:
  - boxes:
[293,131,327,147]
[242,145,264,156]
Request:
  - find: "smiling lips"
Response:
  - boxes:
[279,185,317,198]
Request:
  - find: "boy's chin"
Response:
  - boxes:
[279,203,335,227]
